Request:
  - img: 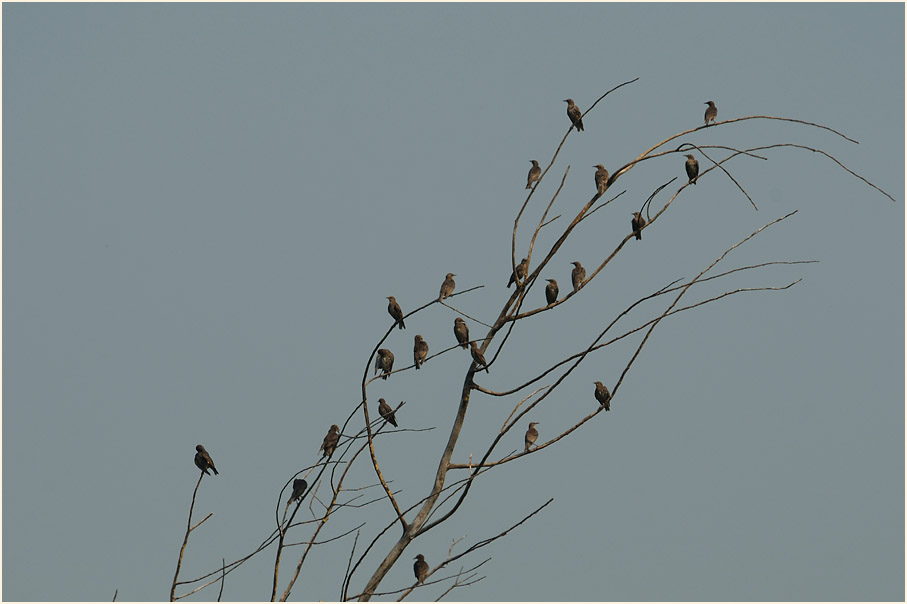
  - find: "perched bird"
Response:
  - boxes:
[386,296,405,330]
[413,554,429,585]
[287,478,308,506]
[564,98,584,131]
[375,348,394,380]
[545,279,559,305]
[194,444,218,476]
[594,381,611,411]
[571,261,586,293]
[704,100,718,126]
[524,422,540,452]
[439,273,456,301]
[319,424,340,459]
[631,212,646,240]
[413,334,429,369]
[453,317,470,350]
[685,154,699,185]
[508,257,529,288]
[469,341,490,373]
[594,164,609,196]
[378,398,398,427]
[526,160,541,189]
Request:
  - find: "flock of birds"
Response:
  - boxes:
[189,98,719,588]
[531,99,717,240]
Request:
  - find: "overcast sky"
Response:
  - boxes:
[3,3,904,602]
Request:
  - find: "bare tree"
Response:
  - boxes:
[165,79,894,602]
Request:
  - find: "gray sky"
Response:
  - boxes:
[3,3,904,602]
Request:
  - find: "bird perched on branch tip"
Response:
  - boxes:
[194,444,218,476]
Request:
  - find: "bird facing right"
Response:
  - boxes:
[507,257,528,288]
[319,424,340,459]
[525,422,540,452]
[704,100,718,126]
[194,444,218,476]
[439,273,456,301]
[526,160,541,189]
[594,381,611,411]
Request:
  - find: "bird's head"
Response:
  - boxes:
[196,445,205,452]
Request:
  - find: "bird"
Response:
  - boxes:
[378,398,398,427]
[413,334,429,369]
[386,296,405,330]
[508,257,528,288]
[564,98,584,131]
[524,422,540,452]
[571,261,586,293]
[469,341,490,373]
[287,478,308,506]
[526,160,541,189]
[594,381,611,411]
[631,212,646,240]
[685,154,699,185]
[453,317,470,350]
[594,164,609,196]
[194,444,218,476]
[545,279,559,305]
[319,424,340,459]
[413,554,429,585]
[439,273,456,301]
[704,100,718,126]
[375,348,394,380]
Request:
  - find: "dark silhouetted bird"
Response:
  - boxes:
[524,422,540,452]
[375,348,394,380]
[631,212,646,240]
[594,381,611,411]
[413,334,429,369]
[685,154,699,185]
[194,444,218,476]
[564,98,584,131]
[508,257,528,288]
[413,554,429,585]
[386,296,405,330]
[594,164,609,196]
[571,261,586,293]
[526,160,541,189]
[470,341,489,373]
[320,424,340,459]
[287,478,308,506]
[378,398,398,427]
[453,317,469,350]
[545,279,559,305]
[439,273,456,301]
[704,100,718,126]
